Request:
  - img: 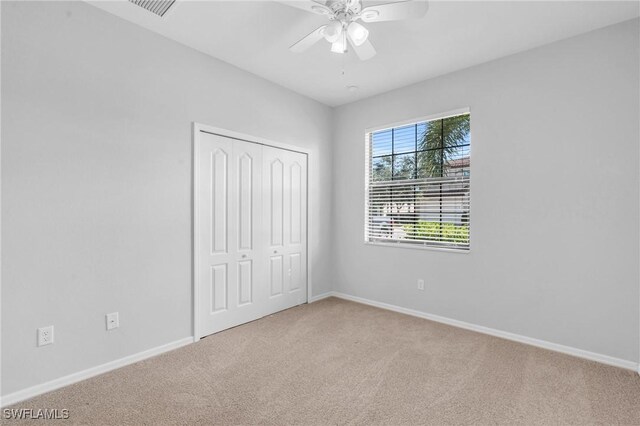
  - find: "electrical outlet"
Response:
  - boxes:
[106,312,119,331]
[417,279,425,291]
[38,326,54,346]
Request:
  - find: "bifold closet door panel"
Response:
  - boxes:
[262,145,308,312]
[197,132,265,337]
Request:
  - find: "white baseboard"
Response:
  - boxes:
[0,337,194,408]
[331,292,639,372]
[308,292,334,303]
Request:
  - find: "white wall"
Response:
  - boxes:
[332,19,640,363]
[1,1,333,396]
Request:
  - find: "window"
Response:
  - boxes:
[365,111,471,250]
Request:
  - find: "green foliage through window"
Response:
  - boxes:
[367,112,471,250]
[403,222,470,244]
[371,114,470,182]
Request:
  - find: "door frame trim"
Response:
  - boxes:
[192,122,312,342]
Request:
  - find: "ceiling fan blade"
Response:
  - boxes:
[290,25,327,53]
[349,37,376,60]
[360,0,428,23]
[278,0,334,16]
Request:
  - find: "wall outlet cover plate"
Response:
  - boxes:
[38,326,54,346]
[106,312,119,330]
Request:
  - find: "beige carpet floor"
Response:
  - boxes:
[5,297,640,425]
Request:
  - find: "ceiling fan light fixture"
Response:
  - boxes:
[331,33,347,53]
[323,20,343,43]
[347,21,369,46]
[330,40,346,54]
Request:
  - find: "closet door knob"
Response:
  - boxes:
[241,254,247,258]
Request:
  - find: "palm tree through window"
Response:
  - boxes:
[367,113,471,249]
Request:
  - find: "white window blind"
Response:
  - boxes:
[365,112,471,250]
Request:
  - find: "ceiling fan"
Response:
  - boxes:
[285,0,429,60]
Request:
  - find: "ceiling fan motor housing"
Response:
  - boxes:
[327,0,362,15]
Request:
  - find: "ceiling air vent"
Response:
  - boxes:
[128,0,176,17]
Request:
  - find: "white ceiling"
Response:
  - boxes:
[88,1,639,106]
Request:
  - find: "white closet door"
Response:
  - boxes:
[198,132,265,337]
[262,146,308,313]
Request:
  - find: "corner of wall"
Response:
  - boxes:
[328,105,340,295]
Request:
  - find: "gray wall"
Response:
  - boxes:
[1,1,333,395]
[332,19,640,363]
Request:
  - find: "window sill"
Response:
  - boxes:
[364,240,470,254]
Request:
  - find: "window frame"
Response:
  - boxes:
[364,107,472,253]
